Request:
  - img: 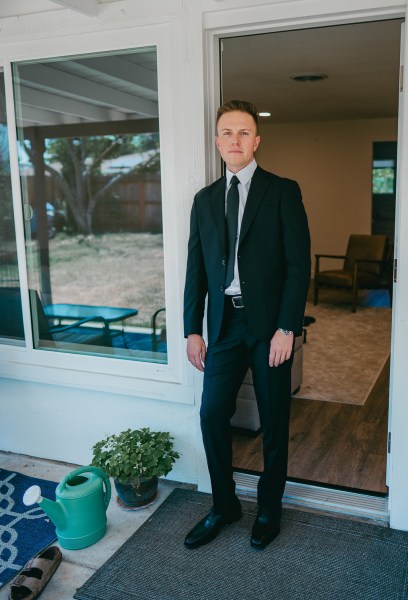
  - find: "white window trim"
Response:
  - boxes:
[0,23,191,400]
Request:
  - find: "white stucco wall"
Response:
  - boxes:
[0,376,201,485]
[1,0,408,529]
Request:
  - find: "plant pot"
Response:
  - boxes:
[114,476,158,509]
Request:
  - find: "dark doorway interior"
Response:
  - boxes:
[372,141,398,241]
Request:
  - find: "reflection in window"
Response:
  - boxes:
[372,159,396,194]
[0,70,25,346]
[13,48,167,363]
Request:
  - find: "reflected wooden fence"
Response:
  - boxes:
[26,173,162,234]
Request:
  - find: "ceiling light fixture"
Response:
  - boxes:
[290,73,328,82]
[258,112,271,117]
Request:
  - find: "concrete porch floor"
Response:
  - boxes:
[0,451,390,599]
[0,451,183,600]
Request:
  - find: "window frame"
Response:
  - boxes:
[0,24,189,400]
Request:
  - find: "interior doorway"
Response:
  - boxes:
[221,19,402,495]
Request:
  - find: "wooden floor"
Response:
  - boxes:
[232,357,389,494]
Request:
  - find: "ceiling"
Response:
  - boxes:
[222,19,403,123]
[15,49,158,128]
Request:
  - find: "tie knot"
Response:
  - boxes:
[230,175,239,187]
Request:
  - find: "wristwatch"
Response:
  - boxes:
[278,328,293,336]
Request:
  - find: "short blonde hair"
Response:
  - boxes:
[216,100,258,132]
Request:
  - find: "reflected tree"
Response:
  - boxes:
[24,133,159,235]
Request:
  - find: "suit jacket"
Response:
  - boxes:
[184,165,311,344]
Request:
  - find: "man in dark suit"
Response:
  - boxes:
[183,100,311,550]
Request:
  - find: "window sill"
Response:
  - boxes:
[0,344,193,404]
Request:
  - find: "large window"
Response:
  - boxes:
[0,69,25,346]
[12,48,167,363]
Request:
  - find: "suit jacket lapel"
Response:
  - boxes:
[210,176,227,254]
[239,167,269,246]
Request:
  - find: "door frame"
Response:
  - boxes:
[203,1,408,530]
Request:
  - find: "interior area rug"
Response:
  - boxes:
[294,303,392,404]
[0,468,58,588]
[75,488,408,600]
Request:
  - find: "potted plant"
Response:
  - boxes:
[91,427,180,509]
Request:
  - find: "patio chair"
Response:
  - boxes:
[313,234,390,312]
[0,287,112,347]
[0,286,25,342]
[151,307,166,352]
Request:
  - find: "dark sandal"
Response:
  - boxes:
[9,546,62,600]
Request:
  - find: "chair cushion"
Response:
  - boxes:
[316,269,381,288]
[315,270,354,287]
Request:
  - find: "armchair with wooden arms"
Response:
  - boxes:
[313,234,390,312]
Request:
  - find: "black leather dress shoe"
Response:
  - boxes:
[250,509,281,550]
[184,505,242,549]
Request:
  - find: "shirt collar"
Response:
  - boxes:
[226,160,257,187]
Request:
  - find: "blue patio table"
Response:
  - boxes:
[44,304,138,346]
[44,303,138,325]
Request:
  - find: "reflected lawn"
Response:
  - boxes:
[48,232,164,329]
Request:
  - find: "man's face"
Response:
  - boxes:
[215,110,260,173]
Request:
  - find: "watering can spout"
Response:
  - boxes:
[23,485,67,530]
[39,496,67,530]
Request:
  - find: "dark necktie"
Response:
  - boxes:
[225,175,240,288]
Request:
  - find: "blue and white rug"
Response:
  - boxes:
[0,468,58,588]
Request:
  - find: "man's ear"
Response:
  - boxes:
[254,136,261,152]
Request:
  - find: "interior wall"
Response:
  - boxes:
[256,117,398,273]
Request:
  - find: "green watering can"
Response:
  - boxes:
[23,466,111,550]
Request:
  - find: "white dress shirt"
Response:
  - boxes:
[224,159,257,296]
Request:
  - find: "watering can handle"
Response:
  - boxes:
[60,466,111,509]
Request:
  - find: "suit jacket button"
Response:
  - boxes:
[221,259,226,266]
[220,286,225,292]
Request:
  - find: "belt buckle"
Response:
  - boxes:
[232,296,244,309]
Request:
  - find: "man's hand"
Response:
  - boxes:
[269,330,294,367]
[187,334,207,372]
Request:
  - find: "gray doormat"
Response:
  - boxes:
[74,488,408,600]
